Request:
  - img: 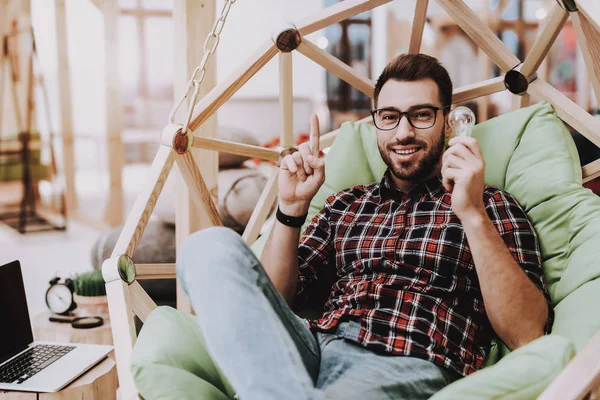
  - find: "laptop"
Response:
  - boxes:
[0,261,113,392]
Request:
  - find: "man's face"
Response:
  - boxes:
[374,78,449,186]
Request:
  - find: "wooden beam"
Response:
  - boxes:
[173,0,217,314]
[242,168,279,246]
[136,264,176,279]
[188,40,278,132]
[435,0,520,72]
[192,136,279,162]
[477,3,492,123]
[521,3,569,77]
[572,11,600,107]
[576,0,600,34]
[279,52,294,147]
[538,329,600,400]
[451,76,506,104]
[174,151,223,228]
[409,0,429,54]
[54,0,77,215]
[583,159,600,184]
[111,146,176,258]
[105,280,137,400]
[319,115,372,150]
[511,93,531,110]
[297,40,375,98]
[529,79,600,148]
[103,0,125,227]
[129,280,157,323]
[296,0,393,36]
[495,0,511,18]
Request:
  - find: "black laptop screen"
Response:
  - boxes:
[0,261,34,363]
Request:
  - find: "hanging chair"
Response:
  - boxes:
[101,1,600,399]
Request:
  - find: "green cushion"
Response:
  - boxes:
[0,132,49,182]
[0,163,49,182]
[132,306,236,400]
[430,335,575,400]
[134,102,600,399]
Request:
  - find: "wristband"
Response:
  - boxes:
[276,206,307,228]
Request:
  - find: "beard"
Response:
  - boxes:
[378,125,446,183]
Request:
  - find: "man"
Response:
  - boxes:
[177,54,553,400]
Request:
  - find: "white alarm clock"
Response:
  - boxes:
[45,276,77,315]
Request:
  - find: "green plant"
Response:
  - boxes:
[73,270,106,297]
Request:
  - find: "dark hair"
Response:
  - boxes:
[373,54,452,112]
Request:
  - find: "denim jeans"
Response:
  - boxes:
[177,227,459,400]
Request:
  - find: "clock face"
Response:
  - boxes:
[46,284,73,314]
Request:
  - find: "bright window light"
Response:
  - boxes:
[316,36,329,49]
[535,8,548,20]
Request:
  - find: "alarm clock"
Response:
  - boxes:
[45,275,77,315]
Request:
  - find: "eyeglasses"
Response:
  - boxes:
[371,105,449,131]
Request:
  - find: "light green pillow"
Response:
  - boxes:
[132,306,236,400]
[430,335,575,400]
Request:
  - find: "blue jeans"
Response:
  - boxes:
[177,227,459,400]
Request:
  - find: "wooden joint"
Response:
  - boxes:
[272,22,301,52]
[504,64,538,95]
[561,0,578,12]
[102,255,137,285]
[161,123,192,154]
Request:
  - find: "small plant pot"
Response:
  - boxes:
[74,294,109,317]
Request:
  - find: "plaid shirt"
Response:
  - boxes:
[294,170,553,377]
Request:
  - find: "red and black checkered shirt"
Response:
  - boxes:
[294,170,553,377]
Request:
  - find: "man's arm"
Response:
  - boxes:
[261,211,304,306]
[461,210,548,350]
[442,136,550,350]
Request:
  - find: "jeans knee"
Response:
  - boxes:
[177,227,252,285]
[183,227,244,256]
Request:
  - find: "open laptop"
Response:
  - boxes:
[0,261,113,392]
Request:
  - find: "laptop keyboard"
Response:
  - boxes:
[0,344,75,384]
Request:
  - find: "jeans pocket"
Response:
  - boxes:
[317,332,344,351]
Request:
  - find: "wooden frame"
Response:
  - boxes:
[520,3,569,77]
[296,39,375,98]
[53,0,77,215]
[409,0,429,54]
[103,0,125,227]
[572,10,600,107]
[105,1,600,399]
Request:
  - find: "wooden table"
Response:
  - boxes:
[33,312,112,346]
[0,357,117,400]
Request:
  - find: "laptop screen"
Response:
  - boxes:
[0,261,34,363]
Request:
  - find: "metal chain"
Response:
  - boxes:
[169,0,237,133]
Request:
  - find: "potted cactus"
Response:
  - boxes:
[73,270,108,317]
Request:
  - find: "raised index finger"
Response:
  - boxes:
[310,113,320,156]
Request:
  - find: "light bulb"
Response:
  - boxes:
[448,106,476,137]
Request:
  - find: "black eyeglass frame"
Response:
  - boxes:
[371,105,450,131]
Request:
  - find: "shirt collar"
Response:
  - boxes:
[379,168,446,201]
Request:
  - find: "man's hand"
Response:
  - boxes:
[441,136,486,223]
[278,114,325,216]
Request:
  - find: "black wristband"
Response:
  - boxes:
[276,206,307,228]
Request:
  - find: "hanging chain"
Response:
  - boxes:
[169,0,237,133]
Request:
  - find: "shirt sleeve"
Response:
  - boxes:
[485,189,554,334]
[293,198,337,312]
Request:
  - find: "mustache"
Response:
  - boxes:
[387,138,427,149]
